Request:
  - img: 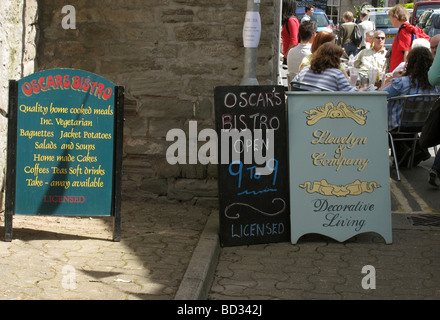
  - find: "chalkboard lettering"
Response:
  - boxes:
[231,222,285,238]
[220,129,274,165]
[228,158,278,189]
[223,91,283,108]
[215,86,290,247]
[222,113,281,130]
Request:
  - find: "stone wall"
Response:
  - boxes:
[36,0,278,207]
[0,0,38,209]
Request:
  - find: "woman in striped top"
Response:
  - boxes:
[294,42,356,91]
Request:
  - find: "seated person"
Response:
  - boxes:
[294,42,365,91]
[287,20,317,79]
[379,46,439,166]
[362,30,375,50]
[299,31,349,79]
[354,30,387,76]
[427,35,440,186]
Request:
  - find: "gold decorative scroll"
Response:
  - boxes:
[299,179,381,197]
[305,102,368,126]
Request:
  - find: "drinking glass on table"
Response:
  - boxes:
[359,74,369,88]
[350,68,359,87]
[368,69,378,87]
[379,72,385,83]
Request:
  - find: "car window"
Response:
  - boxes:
[311,14,328,27]
[416,5,440,20]
[419,11,433,25]
[433,14,440,29]
[370,14,393,28]
[426,13,435,27]
[297,13,328,27]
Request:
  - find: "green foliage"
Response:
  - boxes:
[352,2,375,20]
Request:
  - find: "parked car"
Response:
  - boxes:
[412,1,440,25]
[296,7,333,33]
[423,9,440,37]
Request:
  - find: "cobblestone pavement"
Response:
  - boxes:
[0,201,210,300]
[208,225,440,300]
[1,160,440,301]
[208,160,440,300]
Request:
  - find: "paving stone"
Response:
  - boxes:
[208,224,440,300]
[0,200,210,300]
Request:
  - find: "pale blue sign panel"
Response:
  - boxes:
[287,92,392,244]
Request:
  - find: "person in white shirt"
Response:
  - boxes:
[357,10,375,50]
[363,30,375,50]
[287,20,317,80]
[354,30,387,75]
[301,5,314,23]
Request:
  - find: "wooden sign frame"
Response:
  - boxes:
[4,69,124,242]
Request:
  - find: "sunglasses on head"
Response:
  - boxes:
[375,36,385,40]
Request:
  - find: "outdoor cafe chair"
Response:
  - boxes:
[289,80,333,92]
[387,93,439,181]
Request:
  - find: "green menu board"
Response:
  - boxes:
[287,92,392,244]
[5,69,124,241]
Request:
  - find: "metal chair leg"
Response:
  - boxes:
[388,132,400,181]
[408,139,418,169]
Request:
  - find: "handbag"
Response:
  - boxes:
[351,25,362,47]
[419,98,440,148]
